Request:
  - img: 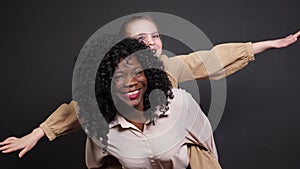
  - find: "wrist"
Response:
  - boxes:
[265,40,277,48]
[252,40,273,54]
[32,127,45,140]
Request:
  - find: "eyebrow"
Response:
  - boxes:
[114,66,143,74]
[134,31,159,36]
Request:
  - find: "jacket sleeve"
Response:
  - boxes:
[39,100,81,141]
[174,42,254,82]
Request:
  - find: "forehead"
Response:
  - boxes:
[117,56,142,70]
[127,19,158,36]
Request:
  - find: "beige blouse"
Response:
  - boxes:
[39,42,254,141]
[86,88,217,169]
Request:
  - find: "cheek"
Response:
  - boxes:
[112,81,123,95]
[113,81,120,89]
[156,39,163,48]
[137,76,147,87]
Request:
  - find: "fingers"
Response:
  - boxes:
[0,137,17,151]
[294,31,300,38]
[288,31,300,43]
[19,147,29,158]
[285,34,293,38]
[0,137,24,154]
[282,31,299,46]
[284,31,299,41]
[0,142,23,153]
[0,144,11,152]
[0,137,17,145]
[1,145,21,153]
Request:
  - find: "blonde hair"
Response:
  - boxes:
[119,15,159,37]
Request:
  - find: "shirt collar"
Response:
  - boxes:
[109,108,171,129]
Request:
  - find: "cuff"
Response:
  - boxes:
[39,122,56,141]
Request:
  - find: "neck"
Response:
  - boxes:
[128,120,144,131]
[117,103,146,131]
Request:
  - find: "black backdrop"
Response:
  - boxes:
[1,0,299,169]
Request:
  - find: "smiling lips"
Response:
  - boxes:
[126,89,140,99]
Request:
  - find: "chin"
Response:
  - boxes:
[129,100,143,109]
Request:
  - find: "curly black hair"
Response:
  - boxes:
[93,38,174,150]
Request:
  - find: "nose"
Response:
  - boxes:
[124,75,138,88]
[144,35,155,46]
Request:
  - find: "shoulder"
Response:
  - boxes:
[169,88,195,107]
[171,88,202,115]
[171,88,192,99]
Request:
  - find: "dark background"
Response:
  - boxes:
[0,0,299,168]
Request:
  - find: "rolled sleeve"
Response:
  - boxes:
[39,101,81,141]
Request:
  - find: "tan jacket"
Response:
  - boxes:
[40,42,254,141]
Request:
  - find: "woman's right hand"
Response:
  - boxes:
[0,127,45,158]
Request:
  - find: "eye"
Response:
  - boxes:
[134,70,143,77]
[152,34,160,39]
[113,74,124,82]
[137,35,145,42]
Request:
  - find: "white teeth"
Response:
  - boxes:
[127,90,138,95]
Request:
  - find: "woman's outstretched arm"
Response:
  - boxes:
[0,127,44,158]
[253,31,300,54]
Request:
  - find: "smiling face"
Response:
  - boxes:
[112,56,147,111]
[125,19,163,57]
